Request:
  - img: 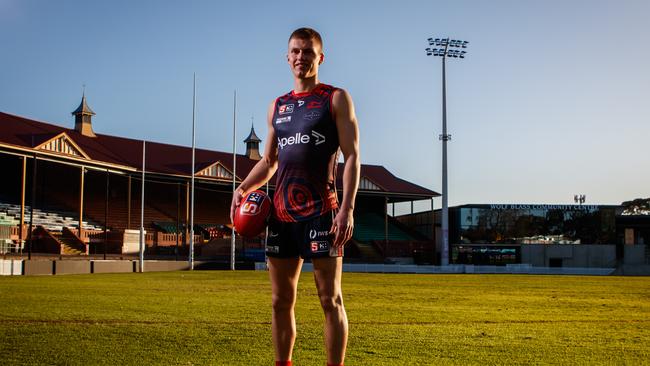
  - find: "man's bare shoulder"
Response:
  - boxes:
[331,88,355,109]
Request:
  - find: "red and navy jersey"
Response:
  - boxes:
[272,83,340,222]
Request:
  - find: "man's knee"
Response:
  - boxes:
[319,293,344,314]
[272,293,296,313]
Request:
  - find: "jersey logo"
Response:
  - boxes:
[304,110,321,121]
[275,116,291,124]
[312,130,326,145]
[298,100,305,107]
[279,104,294,115]
[277,130,326,149]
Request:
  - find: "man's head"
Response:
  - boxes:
[287,27,324,80]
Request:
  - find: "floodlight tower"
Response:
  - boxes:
[425,37,468,266]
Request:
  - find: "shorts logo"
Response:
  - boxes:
[311,241,328,253]
[279,104,294,115]
[309,229,330,239]
[275,116,291,124]
[298,100,305,107]
[304,110,321,121]
[307,101,322,109]
[267,245,280,253]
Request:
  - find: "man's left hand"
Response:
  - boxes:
[331,208,354,248]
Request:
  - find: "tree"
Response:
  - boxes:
[621,198,650,216]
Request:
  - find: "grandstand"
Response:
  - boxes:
[0,202,104,232]
[0,96,439,262]
[351,213,435,263]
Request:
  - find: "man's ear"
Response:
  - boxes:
[319,53,324,65]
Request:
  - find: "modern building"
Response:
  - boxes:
[397,203,650,267]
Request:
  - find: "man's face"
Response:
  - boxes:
[287,37,323,79]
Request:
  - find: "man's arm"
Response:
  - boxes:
[230,101,279,223]
[331,89,360,247]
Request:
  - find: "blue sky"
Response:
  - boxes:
[1,0,648,211]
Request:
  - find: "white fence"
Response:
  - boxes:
[0,259,23,275]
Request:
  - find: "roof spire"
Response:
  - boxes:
[72,89,96,137]
[244,115,261,160]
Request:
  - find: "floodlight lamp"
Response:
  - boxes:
[462,41,469,48]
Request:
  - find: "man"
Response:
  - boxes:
[230,27,360,366]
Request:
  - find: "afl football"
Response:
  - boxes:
[233,190,272,238]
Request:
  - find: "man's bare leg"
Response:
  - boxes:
[312,256,348,365]
[268,257,303,363]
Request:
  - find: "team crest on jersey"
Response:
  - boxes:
[279,104,294,115]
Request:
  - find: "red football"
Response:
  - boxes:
[234,190,272,238]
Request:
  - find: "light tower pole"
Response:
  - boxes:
[426,37,468,266]
[574,194,586,206]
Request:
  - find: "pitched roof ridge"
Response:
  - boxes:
[0,111,68,131]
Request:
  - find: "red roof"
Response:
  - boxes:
[0,111,438,199]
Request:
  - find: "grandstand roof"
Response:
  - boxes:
[0,111,439,200]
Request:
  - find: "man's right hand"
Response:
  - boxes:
[230,188,245,224]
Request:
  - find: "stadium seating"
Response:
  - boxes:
[353,212,417,242]
[0,202,104,232]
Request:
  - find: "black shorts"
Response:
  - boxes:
[266,210,343,259]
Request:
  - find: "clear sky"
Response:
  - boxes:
[1,0,648,212]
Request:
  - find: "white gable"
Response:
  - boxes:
[37,133,89,159]
[197,162,234,179]
[360,176,382,191]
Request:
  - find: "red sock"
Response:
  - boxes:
[275,361,291,366]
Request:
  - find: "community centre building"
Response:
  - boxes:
[396,203,650,270]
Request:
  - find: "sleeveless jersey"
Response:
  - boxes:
[272,83,340,222]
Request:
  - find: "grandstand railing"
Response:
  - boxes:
[154,232,202,246]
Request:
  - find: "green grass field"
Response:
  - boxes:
[1,271,649,365]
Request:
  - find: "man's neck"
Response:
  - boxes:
[293,76,319,94]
